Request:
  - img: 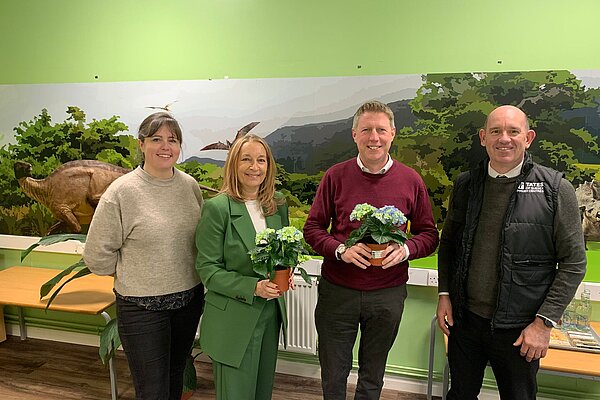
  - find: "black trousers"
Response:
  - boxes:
[116,290,204,400]
[447,309,539,400]
[315,277,407,400]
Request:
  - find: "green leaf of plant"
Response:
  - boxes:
[254,261,268,277]
[39,260,86,299]
[296,267,312,286]
[21,233,86,261]
[43,266,91,311]
[99,318,121,365]
[182,355,198,392]
[345,224,368,247]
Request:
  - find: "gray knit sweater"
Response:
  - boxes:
[83,167,203,296]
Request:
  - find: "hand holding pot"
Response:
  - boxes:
[255,279,281,299]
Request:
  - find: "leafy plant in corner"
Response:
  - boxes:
[182,336,203,398]
[21,233,121,365]
[22,234,200,397]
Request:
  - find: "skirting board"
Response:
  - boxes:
[5,323,100,347]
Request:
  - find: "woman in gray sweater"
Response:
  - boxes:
[84,112,204,400]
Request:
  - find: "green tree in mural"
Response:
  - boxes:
[392,70,600,223]
[0,107,137,209]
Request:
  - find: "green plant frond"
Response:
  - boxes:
[39,259,86,299]
[43,266,91,311]
[99,318,121,365]
[370,231,407,245]
[253,262,268,278]
[345,224,368,247]
[21,233,87,261]
[295,267,312,286]
[182,356,198,392]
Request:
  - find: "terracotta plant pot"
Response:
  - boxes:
[271,268,291,292]
[181,391,194,400]
[366,243,388,266]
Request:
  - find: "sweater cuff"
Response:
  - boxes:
[535,313,558,328]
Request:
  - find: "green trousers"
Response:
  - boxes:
[213,299,280,400]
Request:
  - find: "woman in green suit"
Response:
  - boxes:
[195,134,288,400]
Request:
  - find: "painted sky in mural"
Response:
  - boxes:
[0,74,425,161]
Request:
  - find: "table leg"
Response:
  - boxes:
[0,306,6,342]
[101,311,118,400]
[18,307,26,340]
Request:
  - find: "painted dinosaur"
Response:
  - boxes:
[200,121,260,150]
[14,160,130,234]
[15,160,219,235]
[575,180,600,244]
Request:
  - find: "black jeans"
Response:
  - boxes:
[315,277,407,400]
[116,289,204,400]
[447,309,539,400]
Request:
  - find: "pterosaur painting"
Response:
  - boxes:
[145,101,178,112]
[200,121,260,151]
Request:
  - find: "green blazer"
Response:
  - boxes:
[195,193,289,368]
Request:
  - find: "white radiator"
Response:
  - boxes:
[278,275,318,355]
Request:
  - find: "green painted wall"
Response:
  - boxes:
[410,253,600,282]
[1,0,600,84]
[2,0,600,397]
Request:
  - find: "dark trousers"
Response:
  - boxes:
[315,277,407,400]
[447,309,539,400]
[116,290,204,400]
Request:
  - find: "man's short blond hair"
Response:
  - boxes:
[352,100,395,129]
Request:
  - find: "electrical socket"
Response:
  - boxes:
[583,282,600,302]
[427,270,439,287]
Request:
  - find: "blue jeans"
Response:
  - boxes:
[116,289,204,400]
[315,277,407,400]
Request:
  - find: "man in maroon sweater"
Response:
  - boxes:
[304,100,439,400]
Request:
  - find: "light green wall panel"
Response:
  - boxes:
[1,1,600,84]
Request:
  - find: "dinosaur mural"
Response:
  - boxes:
[575,180,600,244]
[14,160,130,235]
[14,159,220,235]
[200,121,260,151]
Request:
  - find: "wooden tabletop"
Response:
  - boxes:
[540,321,600,377]
[0,266,115,315]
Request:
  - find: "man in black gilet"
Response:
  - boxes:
[436,105,586,399]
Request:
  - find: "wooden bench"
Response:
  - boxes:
[0,266,118,400]
[427,316,600,399]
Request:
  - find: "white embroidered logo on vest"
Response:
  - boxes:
[517,181,544,193]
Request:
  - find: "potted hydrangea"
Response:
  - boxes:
[345,203,408,266]
[249,226,312,291]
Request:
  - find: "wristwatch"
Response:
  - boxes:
[537,315,554,328]
[336,244,347,260]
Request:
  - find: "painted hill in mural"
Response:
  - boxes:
[266,99,416,175]
[182,156,225,167]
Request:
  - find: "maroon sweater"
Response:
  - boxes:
[304,158,439,291]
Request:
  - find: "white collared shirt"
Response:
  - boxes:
[357,154,394,174]
[488,160,523,178]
